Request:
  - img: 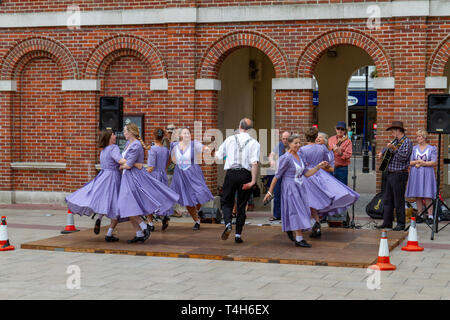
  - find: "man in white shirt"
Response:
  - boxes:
[215,118,260,243]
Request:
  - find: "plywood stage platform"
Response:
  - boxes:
[21,222,407,268]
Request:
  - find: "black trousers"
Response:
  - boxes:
[382,171,409,226]
[221,169,252,235]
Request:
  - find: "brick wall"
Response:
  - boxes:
[0,3,449,197]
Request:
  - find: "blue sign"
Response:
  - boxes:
[313,90,377,106]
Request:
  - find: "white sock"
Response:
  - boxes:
[235,234,241,238]
[195,220,200,225]
[226,223,232,228]
[428,215,433,219]
[296,236,303,242]
[139,222,148,230]
[107,228,113,237]
[136,231,144,237]
[148,222,154,226]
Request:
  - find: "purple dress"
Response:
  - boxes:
[298,144,360,214]
[275,153,312,232]
[406,144,437,199]
[147,145,173,216]
[65,144,122,220]
[170,140,214,207]
[118,140,179,218]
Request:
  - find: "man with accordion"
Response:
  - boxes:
[376,121,413,231]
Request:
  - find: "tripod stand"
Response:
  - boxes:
[430,133,450,240]
[410,133,450,238]
[347,134,360,229]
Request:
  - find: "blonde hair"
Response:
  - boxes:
[126,123,150,150]
[416,129,428,140]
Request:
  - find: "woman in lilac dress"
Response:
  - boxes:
[263,134,328,248]
[118,123,179,243]
[299,127,360,238]
[406,129,437,223]
[316,132,335,174]
[146,128,171,231]
[170,128,214,230]
[65,130,127,242]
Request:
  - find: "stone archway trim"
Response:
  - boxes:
[84,35,167,79]
[198,31,290,79]
[0,37,78,80]
[297,29,394,79]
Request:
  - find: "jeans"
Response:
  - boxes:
[334,166,349,186]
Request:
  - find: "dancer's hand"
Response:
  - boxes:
[317,161,328,169]
[242,181,255,190]
[134,163,143,170]
[263,192,272,203]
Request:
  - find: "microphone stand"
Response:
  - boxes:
[348,134,360,229]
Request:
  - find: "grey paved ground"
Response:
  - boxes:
[1,158,449,300]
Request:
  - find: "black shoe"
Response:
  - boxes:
[162,216,170,231]
[295,240,312,248]
[192,222,200,231]
[94,218,101,235]
[286,231,295,242]
[310,222,322,238]
[148,225,155,232]
[127,236,145,243]
[425,217,434,225]
[105,235,119,242]
[235,237,243,243]
[221,225,232,240]
[376,223,393,229]
[393,224,405,231]
[143,225,152,240]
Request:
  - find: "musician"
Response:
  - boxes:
[328,121,352,185]
[376,121,413,231]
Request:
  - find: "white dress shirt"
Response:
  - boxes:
[215,131,260,171]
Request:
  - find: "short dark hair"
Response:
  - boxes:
[305,127,319,142]
[98,129,113,148]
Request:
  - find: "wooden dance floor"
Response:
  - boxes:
[21,222,407,268]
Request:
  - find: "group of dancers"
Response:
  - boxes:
[66,120,360,248]
[263,126,359,248]
[65,123,213,243]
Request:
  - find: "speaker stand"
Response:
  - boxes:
[406,134,450,237]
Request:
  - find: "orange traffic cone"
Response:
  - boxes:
[369,230,396,271]
[0,216,15,251]
[402,217,424,252]
[61,210,80,234]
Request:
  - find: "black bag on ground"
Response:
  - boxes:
[366,192,384,219]
[198,208,222,224]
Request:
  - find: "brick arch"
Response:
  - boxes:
[198,31,289,79]
[0,37,78,80]
[296,29,393,78]
[84,35,167,79]
[428,34,450,76]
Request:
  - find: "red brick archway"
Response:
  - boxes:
[428,34,450,77]
[197,31,289,79]
[0,37,78,80]
[296,29,394,78]
[84,35,167,79]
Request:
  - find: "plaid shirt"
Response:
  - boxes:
[384,136,413,172]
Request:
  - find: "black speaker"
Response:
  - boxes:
[427,94,450,134]
[99,96,123,132]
